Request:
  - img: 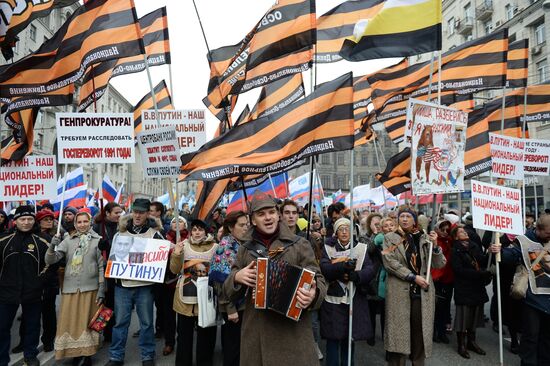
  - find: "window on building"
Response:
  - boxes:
[361,153,368,166]
[537,59,549,83]
[336,175,345,189]
[505,4,513,21]
[337,153,345,165]
[34,133,43,150]
[385,136,392,147]
[321,175,331,189]
[535,22,546,45]
[360,175,370,185]
[30,25,37,41]
[509,33,516,44]
[464,3,472,19]
[321,154,330,165]
[447,17,455,35]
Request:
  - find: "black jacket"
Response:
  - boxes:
[452,240,490,306]
[0,230,50,304]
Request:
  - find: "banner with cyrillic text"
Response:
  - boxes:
[141,109,206,154]
[524,139,550,176]
[489,133,524,180]
[137,126,181,178]
[56,113,135,163]
[471,180,523,235]
[409,99,467,195]
[105,235,170,284]
[0,155,57,201]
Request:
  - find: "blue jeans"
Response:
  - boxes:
[326,339,354,366]
[109,285,155,362]
[0,302,41,366]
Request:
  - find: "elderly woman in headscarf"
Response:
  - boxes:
[381,205,446,366]
[46,208,104,366]
[320,217,374,365]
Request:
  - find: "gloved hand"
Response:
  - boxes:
[348,271,361,285]
[343,259,357,273]
[51,234,62,247]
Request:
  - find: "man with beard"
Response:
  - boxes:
[60,206,78,237]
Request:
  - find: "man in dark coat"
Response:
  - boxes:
[224,191,327,366]
[496,214,550,366]
[0,206,50,366]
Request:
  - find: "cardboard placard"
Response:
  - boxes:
[0,155,57,201]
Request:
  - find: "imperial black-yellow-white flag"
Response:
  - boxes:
[0,0,144,98]
[340,0,441,61]
[181,73,353,181]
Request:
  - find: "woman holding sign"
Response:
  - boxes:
[45,208,104,366]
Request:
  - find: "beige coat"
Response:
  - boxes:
[382,231,446,357]
[224,223,327,366]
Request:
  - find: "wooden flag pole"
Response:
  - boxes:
[347,148,355,366]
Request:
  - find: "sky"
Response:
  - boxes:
[111,0,400,140]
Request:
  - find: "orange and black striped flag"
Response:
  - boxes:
[205,0,315,108]
[464,106,491,178]
[316,0,384,63]
[506,39,528,88]
[133,80,173,136]
[376,147,411,195]
[235,105,251,127]
[368,29,508,114]
[1,84,74,118]
[0,0,79,58]
[1,107,38,162]
[0,0,144,99]
[181,72,354,181]
[78,6,170,112]
[190,180,229,221]
[246,73,305,122]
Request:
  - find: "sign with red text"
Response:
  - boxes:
[141,109,206,154]
[105,236,170,284]
[489,133,524,180]
[0,155,57,201]
[56,113,135,163]
[524,139,550,176]
[409,99,467,195]
[137,126,181,178]
[471,180,523,235]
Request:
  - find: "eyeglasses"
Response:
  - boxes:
[337,227,350,233]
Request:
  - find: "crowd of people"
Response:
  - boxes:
[0,194,549,366]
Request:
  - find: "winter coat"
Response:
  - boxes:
[452,240,490,306]
[46,230,105,297]
[431,235,454,284]
[0,210,8,234]
[381,231,446,357]
[224,223,327,366]
[0,230,50,304]
[320,236,374,341]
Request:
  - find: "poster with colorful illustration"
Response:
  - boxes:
[409,99,467,195]
[517,235,550,295]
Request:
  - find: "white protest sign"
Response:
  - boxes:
[409,99,467,195]
[56,113,135,163]
[524,139,550,176]
[471,180,523,235]
[137,126,181,178]
[0,155,57,201]
[141,109,206,154]
[489,133,524,180]
[105,236,170,284]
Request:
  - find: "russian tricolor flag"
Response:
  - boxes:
[51,184,88,213]
[227,173,288,213]
[102,175,118,202]
[57,167,84,194]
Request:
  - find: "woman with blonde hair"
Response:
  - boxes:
[382,206,446,366]
[45,208,104,366]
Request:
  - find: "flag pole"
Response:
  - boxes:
[175,178,180,244]
[522,85,528,230]
[56,164,69,236]
[306,44,317,239]
[91,64,98,113]
[347,148,355,366]
[372,137,388,212]
[267,173,278,199]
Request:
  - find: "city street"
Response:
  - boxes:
[8,289,521,366]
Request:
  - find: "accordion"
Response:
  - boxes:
[88,305,113,333]
[254,257,315,321]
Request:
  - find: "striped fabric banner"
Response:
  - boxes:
[316,0,385,63]
[205,0,315,108]
[375,147,411,195]
[181,72,354,181]
[0,107,38,161]
[0,0,79,53]
[190,180,229,221]
[340,0,442,61]
[78,6,171,111]
[246,73,305,122]
[368,29,509,115]
[0,0,144,98]
[133,80,173,136]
